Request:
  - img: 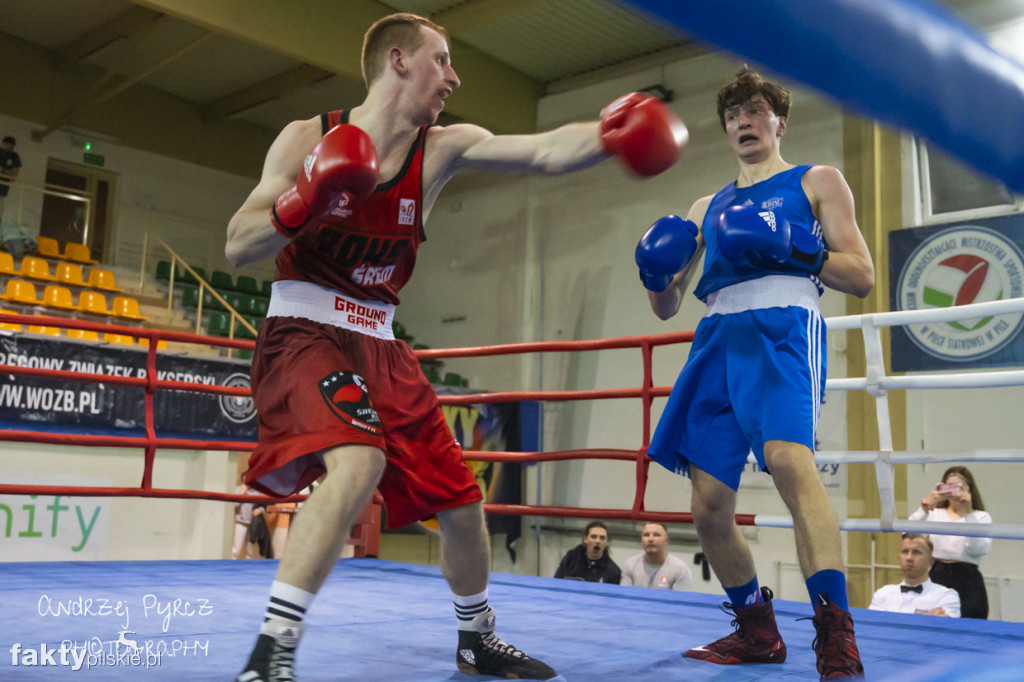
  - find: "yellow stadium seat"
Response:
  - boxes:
[18,256,55,282]
[36,236,63,259]
[111,296,148,321]
[87,267,122,292]
[0,309,23,333]
[41,285,77,312]
[55,262,88,288]
[0,252,15,276]
[2,279,41,306]
[76,290,110,317]
[137,337,168,349]
[66,328,100,342]
[103,333,134,346]
[28,316,62,336]
[65,242,99,265]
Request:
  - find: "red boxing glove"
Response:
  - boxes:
[271,124,379,237]
[600,93,688,177]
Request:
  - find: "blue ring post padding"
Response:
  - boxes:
[623,0,1024,193]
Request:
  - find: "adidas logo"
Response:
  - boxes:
[459,648,476,665]
[758,210,777,232]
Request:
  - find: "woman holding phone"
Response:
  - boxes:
[910,466,993,618]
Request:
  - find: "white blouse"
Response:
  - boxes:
[908,507,993,565]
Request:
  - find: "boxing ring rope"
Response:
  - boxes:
[622,0,1024,193]
[0,312,279,506]
[0,299,1022,544]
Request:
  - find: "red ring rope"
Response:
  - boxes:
[0,315,717,529]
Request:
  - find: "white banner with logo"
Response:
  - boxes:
[889,216,1024,371]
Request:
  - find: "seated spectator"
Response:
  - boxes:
[232,478,268,559]
[910,465,992,619]
[554,521,621,584]
[0,218,37,258]
[620,522,692,590]
[869,533,960,617]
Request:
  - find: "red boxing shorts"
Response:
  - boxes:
[245,314,481,528]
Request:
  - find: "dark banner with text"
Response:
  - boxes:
[0,335,257,440]
[889,215,1024,371]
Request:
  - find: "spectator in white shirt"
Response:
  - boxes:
[869,533,960,617]
[910,466,992,619]
[620,522,693,590]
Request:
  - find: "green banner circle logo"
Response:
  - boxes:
[896,226,1024,361]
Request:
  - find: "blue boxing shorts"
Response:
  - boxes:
[647,276,826,491]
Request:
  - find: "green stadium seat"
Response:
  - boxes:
[443,372,464,387]
[261,280,273,297]
[207,311,231,337]
[235,275,260,295]
[155,260,172,282]
[235,294,261,317]
[210,270,234,292]
[181,266,206,285]
[423,365,442,384]
[203,289,228,311]
[239,316,262,340]
[180,285,200,309]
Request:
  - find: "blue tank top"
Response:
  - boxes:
[693,164,824,301]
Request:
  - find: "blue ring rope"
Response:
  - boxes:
[624,0,1024,192]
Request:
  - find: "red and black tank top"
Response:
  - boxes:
[274,110,429,305]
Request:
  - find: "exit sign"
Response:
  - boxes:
[83,152,105,166]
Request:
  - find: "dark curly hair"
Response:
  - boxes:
[716,65,791,131]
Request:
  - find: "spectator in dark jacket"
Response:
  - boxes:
[554,521,621,584]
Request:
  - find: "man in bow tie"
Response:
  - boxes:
[869,533,961,617]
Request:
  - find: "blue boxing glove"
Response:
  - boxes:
[716,205,827,275]
[635,215,699,291]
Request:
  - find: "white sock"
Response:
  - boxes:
[264,580,315,623]
[452,589,489,631]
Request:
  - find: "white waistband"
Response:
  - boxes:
[705,275,821,316]
[267,280,396,340]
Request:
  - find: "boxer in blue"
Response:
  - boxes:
[634,66,874,680]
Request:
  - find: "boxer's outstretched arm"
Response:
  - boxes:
[441,122,605,177]
[226,117,321,267]
[432,92,684,183]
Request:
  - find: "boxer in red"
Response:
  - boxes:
[225,12,687,681]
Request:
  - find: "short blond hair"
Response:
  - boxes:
[901,532,934,553]
[361,13,449,88]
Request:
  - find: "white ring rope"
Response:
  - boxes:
[751,297,1024,539]
[827,297,1024,331]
